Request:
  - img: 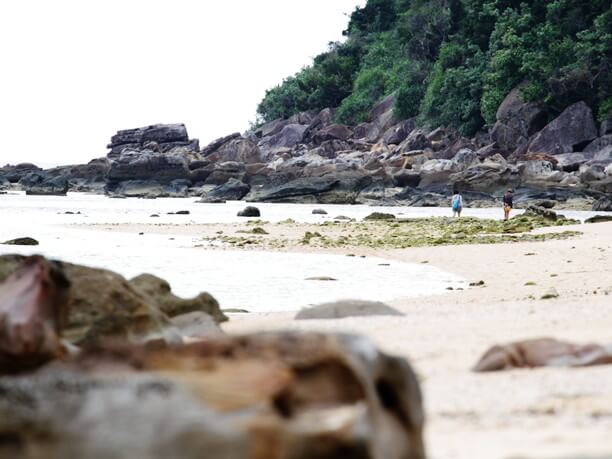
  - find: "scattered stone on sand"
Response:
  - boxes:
[296,299,404,320]
[305,276,338,281]
[364,212,396,221]
[334,215,351,220]
[2,237,39,246]
[469,280,486,287]
[473,337,612,371]
[541,287,559,299]
[222,308,250,313]
[237,206,261,217]
[150,214,160,217]
[312,208,328,215]
[174,210,190,215]
[0,332,425,459]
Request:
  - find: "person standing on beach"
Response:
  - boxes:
[503,188,514,221]
[451,191,463,218]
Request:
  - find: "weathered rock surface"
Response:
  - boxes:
[474,338,612,371]
[0,255,224,347]
[0,256,70,374]
[527,102,597,155]
[296,300,404,320]
[198,178,250,203]
[0,332,425,459]
[107,123,198,158]
[129,273,227,323]
[19,172,69,196]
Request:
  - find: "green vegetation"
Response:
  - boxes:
[257,0,611,133]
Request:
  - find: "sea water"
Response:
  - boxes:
[0,192,605,312]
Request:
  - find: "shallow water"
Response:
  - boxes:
[1,193,607,312]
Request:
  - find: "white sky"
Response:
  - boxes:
[0,0,365,168]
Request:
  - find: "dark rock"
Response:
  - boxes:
[174,210,190,215]
[528,101,597,155]
[259,124,308,151]
[382,120,415,145]
[312,208,328,215]
[108,124,193,157]
[203,161,246,186]
[2,237,39,246]
[20,172,69,196]
[247,176,339,202]
[237,206,261,217]
[198,178,250,203]
[0,163,42,183]
[105,180,187,198]
[522,205,561,221]
[0,256,70,374]
[584,135,612,154]
[312,124,353,144]
[473,337,612,371]
[592,196,612,212]
[107,149,191,184]
[206,137,261,164]
[585,215,612,224]
[129,273,226,323]
[491,86,547,153]
[364,212,396,221]
[0,332,425,459]
[200,132,241,156]
[296,300,404,320]
[392,170,421,188]
[449,163,520,193]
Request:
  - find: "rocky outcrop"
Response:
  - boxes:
[491,86,547,154]
[107,123,198,158]
[0,332,425,459]
[527,101,598,155]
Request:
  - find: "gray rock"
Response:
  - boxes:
[382,119,415,145]
[237,206,261,217]
[592,196,612,212]
[528,101,597,155]
[296,300,404,320]
[584,135,612,154]
[20,173,69,196]
[259,124,308,151]
[198,178,250,203]
[491,86,547,153]
[200,132,241,156]
[312,208,327,215]
[207,137,261,164]
[107,149,191,184]
[247,176,339,202]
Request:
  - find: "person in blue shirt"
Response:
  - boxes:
[451,190,463,218]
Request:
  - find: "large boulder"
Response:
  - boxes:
[200,132,241,156]
[259,124,308,152]
[198,178,250,203]
[105,179,191,198]
[107,149,191,184]
[203,161,246,185]
[491,86,547,153]
[20,172,69,196]
[247,176,340,202]
[107,123,198,158]
[382,119,415,145]
[528,101,597,155]
[449,162,520,193]
[0,332,425,459]
[311,124,353,144]
[205,137,261,164]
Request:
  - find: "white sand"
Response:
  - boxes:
[221,221,612,459]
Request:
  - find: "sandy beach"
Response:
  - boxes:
[77,218,612,459]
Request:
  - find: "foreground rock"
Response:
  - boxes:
[0,256,70,374]
[237,206,260,217]
[473,338,612,371]
[0,332,425,459]
[296,300,404,320]
[0,255,226,348]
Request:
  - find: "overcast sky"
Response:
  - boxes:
[0,0,364,167]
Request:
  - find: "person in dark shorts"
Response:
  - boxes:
[503,188,514,221]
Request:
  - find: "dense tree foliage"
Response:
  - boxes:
[257,0,611,134]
